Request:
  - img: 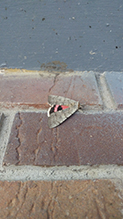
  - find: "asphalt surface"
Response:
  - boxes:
[0,0,123,72]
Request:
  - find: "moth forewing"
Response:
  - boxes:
[48,95,78,106]
[48,110,66,128]
[48,102,79,128]
[48,113,60,128]
[63,103,79,118]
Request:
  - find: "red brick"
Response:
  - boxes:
[3,112,123,166]
[105,72,123,109]
[0,180,122,219]
[0,73,54,109]
[49,72,102,106]
[0,72,102,109]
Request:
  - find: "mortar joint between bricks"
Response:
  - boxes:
[95,72,117,110]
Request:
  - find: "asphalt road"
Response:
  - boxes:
[0,0,123,72]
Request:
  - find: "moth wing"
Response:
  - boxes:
[48,111,66,128]
[48,102,79,128]
[48,95,78,106]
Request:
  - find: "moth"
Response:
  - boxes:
[47,95,81,128]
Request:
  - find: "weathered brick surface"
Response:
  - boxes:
[3,112,123,166]
[0,72,102,108]
[49,72,102,106]
[0,73,54,109]
[105,72,123,109]
[0,180,122,219]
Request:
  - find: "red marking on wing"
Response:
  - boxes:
[54,105,69,112]
[54,105,59,112]
[61,105,69,110]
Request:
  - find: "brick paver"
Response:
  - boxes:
[3,112,123,166]
[0,180,122,219]
[0,73,54,108]
[48,72,102,106]
[0,71,102,108]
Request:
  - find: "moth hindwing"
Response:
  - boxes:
[47,95,79,128]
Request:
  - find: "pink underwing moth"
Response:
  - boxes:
[47,95,81,128]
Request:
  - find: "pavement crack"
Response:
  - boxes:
[49,73,59,93]
[33,117,43,164]
[64,75,73,97]
[15,183,28,218]
[36,122,42,144]
[47,182,59,219]
[50,128,60,164]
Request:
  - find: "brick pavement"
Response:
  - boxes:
[0,69,123,218]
